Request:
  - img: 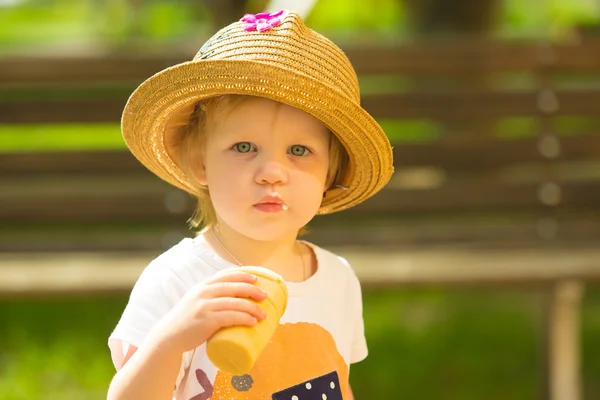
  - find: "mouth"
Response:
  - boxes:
[253,194,290,213]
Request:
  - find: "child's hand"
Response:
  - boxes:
[149,271,268,355]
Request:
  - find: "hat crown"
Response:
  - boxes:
[192,11,360,103]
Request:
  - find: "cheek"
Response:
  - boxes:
[204,151,243,185]
[204,159,250,214]
[291,168,328,212]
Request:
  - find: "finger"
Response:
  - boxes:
[203,282,267,301]
[209,297,267,321]
[211,310,259,329]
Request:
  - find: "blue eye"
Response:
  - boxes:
[234,142,255,153]
[289,145,309,156]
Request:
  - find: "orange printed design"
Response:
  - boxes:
[209,322,349,399]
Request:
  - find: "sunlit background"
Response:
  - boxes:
[1,0,600,399]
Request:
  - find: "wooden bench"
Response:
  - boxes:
[2,38,600,399]
[2,40,600,251]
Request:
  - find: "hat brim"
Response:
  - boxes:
[121,59,393,214]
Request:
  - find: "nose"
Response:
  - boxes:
[254,152,288,186]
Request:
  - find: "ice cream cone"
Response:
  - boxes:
[207,266,288,374]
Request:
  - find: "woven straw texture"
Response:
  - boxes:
[121,11,394,214]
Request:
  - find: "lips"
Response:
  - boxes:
[257,195,284,205]
[254,194,289,213]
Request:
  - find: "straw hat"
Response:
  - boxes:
[121,10,393,214]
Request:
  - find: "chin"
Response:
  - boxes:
[243,222,304,242]
[232,214,316,241]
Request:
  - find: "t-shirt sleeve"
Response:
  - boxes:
[338,256,369,364]
[108,258,192,386]
[349,272,368,363]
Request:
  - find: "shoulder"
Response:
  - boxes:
[305,241,361,288]
[134,237,224,293]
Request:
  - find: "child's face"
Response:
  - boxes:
[197,97,331,240]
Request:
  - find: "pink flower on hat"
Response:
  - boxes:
[241,10,284,32]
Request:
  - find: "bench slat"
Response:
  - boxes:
[3,212,599,252]
[2,135,599,177]
[2,180,599,222]
[0,150,144,175]
[2,247,600,295]
[2,40,600,84]
[2,90,600,123]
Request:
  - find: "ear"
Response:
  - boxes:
[188,147,208,187]
[196,165,208,187]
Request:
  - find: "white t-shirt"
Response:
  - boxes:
[109,236,367,399]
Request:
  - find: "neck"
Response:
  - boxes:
[205,221,309,281]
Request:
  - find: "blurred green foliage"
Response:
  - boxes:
[0,0,93,48]
[501,0,600,37]
[3,117,599,152]
[1,0,600,54]
[0,121,440,151]
[0,124,123,151]
[307,0,403,33]
[1,286,599,399]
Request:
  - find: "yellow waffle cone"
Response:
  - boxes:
[207,266,288,374]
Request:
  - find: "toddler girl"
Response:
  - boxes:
[107,9,393,400]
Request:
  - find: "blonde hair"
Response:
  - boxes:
[174,95,348,232]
